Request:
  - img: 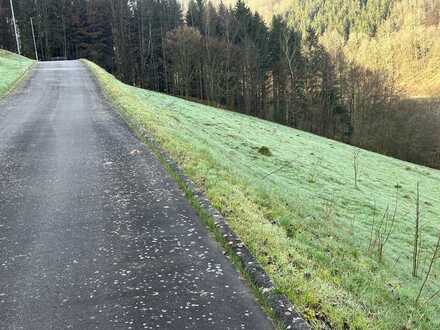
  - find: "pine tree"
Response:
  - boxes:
[0,0,15,51]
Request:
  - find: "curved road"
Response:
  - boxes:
[0,61,272,329]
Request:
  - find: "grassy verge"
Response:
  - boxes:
[138,141,288,329]
[85,60,440,329]
[0,49,34,99]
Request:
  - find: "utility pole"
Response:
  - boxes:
[30,17,38,61]
[9,0,21,55]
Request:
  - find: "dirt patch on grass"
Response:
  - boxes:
[258,146,272,157]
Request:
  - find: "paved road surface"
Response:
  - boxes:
[0,61,272,329]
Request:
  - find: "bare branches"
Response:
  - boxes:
[413,182,421,277]
[416,230,440,305]
[353,149,360,189]
[322,196,335,223]
[368,188,399,262]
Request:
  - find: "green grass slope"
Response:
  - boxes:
[0,49,34,98]
[86,60,440,329]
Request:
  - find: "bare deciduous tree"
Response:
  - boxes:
[416,230,440,305]
[368,189,399,262]
[413,182,422,277]
[353,149,360,189]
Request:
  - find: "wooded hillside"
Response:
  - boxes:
[209,0,440,97]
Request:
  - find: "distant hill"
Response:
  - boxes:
[312,0,440,98]
[182,0,440,97]
[181,0,288,21]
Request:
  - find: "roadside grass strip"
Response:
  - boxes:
[0,50,34,99]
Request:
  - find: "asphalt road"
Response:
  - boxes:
[0,61,272,330]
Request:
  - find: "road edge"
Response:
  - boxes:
[83,59,310,330]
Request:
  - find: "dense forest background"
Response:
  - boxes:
[1,0,440,168]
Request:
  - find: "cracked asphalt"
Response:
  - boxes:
[0,61,273,329]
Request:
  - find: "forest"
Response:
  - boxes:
[1,0,439,167]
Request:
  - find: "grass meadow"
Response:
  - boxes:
[86,60,440,329]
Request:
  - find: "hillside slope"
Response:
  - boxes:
[339,0,440,98]
[183,0,289,22]
[86,59,440,329]
[190,0,440,98]
[0,50,34,98]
